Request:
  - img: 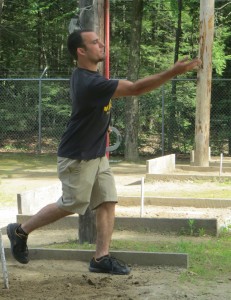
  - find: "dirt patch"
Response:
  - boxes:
[1,260,231,300]
[1,160,231,299]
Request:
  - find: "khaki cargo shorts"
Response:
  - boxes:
[56,156,117,215]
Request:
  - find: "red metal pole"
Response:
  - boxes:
[105,0,110,79]
[105,0,110,158]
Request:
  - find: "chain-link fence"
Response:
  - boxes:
[0,78,231,156]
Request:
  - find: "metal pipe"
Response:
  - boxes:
[38,66,48,154]
[105,0,110,79]
[105,0,110,158]
[219,153,223,176]
[140,177,144,217]
[0,229,9,289]
[162,85,165,156]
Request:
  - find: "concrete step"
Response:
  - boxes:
[118,196,231,208]
[14,214,219,236]
[146,173,231,181]
[176,164,231,172]
[3,248,188,268]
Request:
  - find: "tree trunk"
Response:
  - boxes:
[194,0,214,166]
[125,0,143,161]
[78,0,105,244]
[79,209,97,244]
[79,0,104,74]
[168,0,182,152]
[79,0,95,29]
[0,0,4,19]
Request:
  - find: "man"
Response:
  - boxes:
[7,29,201,275]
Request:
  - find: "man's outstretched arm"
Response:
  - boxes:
[112,57,201,98]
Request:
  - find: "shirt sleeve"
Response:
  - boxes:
[88,75,119,107]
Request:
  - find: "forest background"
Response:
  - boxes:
[0,0,231,160]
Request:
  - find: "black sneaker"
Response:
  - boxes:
[7,223,29,264]
[89,255,131,275]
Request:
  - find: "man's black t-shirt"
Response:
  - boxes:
[58,68,119,159]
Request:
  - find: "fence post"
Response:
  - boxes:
[38,67,48,154]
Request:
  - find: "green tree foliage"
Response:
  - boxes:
[0,1,75,150]
[1,0,230,78]
[0,0,231,155]
[110,0,231,156]
[0,0,76,77]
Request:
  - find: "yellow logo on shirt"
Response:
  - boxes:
[104,100,112,112]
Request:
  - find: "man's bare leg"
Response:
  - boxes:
[7,203,73,264]
[89,202,130,274]
[21,203,74,234]
[95,202,115,259]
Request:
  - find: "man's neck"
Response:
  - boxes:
[78,61,98,72]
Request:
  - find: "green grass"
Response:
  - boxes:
[45,232,231,281]
[0,153,57,172]
[0,153,58,206]
[1,153,231,282]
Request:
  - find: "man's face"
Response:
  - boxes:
[80,32,105,63]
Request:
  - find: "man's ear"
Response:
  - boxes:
[77,47,85,56]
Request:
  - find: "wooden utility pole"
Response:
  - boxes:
[0,0,4,19]
[79,0,105,73]
[194,0,214,166]
[78,0,105,244]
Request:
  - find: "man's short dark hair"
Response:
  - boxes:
[67,29,93,60]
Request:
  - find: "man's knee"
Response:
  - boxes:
[101,201,116,208]
[96,201,116,212]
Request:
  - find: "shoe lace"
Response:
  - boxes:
[109,256,127,269]
[15,232,28,254]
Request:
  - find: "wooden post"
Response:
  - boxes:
[79,0,105,73]
[78,207,97,244]
[194,0,214,166]
[78,0,105,244]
